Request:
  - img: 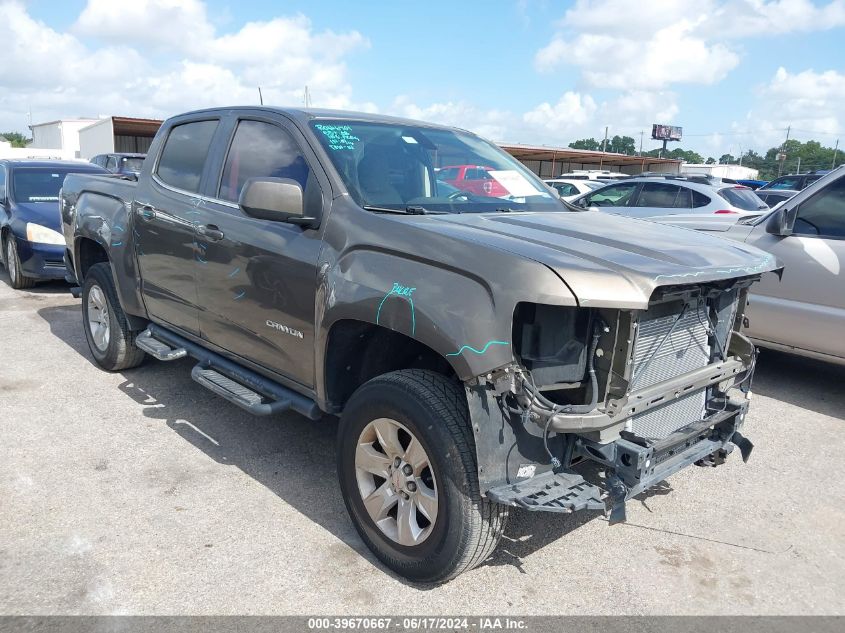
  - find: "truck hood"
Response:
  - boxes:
[424,211,779,309]
[12,201,62,231]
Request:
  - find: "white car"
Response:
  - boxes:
[544,178,606,201]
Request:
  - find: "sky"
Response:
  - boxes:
[1,0,844,157]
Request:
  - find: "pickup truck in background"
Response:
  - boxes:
[61,106,779,582]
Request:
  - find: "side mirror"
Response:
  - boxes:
[239,177,318,227]
[765,205,797,236]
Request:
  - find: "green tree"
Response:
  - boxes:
[644,147,704,163]
[606,135,637,155]
[0,131,30,148]
[705,157,716,164]
[569,135,638,154]
[718,153,736,164]
[568,138,602,151]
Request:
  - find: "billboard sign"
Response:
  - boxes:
[652,124,683,141]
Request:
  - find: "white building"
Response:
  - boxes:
[78,117,162,159]
[25,116,162,160]
[682,163,760,180]
[28,118,99,157]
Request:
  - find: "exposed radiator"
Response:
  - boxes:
[629,301,712,439]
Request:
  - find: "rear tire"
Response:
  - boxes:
[337,369,507,583]
[4,236,36,289]
[81,263,146,371]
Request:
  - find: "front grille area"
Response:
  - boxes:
[629,302,711,439]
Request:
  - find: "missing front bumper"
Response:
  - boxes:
[486,397,751,521]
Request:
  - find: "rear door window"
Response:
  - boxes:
[437,168,459,181]
[552,183,577,196]
[673,187,692,208]
[635,183,682,208]
[156,120,219,193]
[793,177,845,238]
[464,168,491,180]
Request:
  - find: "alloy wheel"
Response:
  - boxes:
[86,284,111,351]
[354,417,439,546]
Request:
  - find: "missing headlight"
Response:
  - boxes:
[513,303,592,385]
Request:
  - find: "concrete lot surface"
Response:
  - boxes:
[1,279,843,615]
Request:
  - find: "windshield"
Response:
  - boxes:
[120,157,145,173]
[11,168,96,203]
[310,120,562,213]
[718,186,768,211]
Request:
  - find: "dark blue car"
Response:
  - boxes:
[0,159,107,288]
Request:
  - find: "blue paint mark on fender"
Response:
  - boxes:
[227,267,240,278]
[111,241,122,247]
[233,290,245,300]
[376,282,416,336]
[446,340,509,357]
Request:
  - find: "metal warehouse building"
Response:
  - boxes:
[500,143,683,177]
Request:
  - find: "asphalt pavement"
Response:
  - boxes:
[1,278,843,615]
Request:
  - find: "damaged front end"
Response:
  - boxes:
[469,277,759,523]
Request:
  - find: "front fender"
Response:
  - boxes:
[317,246,574,381]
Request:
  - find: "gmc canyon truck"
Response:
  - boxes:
[61,107,779,582]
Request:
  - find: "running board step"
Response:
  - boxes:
[146,323,322,420]
[486,470,605,514]
[191,364,291,416]
[136,329,187,361]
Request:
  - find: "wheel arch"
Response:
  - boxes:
[322,319,459,413]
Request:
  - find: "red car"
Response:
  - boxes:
[437,165,509,197]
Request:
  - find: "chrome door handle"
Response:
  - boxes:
[196,224,224,241]
[138,205,156,221]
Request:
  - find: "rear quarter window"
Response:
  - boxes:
[156,120,219,193]
[719,187,766,211]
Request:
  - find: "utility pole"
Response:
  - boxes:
[777,125,790,177]
[832,139,839,169]
[639,130,643,156]
[258,86,264,105]
[599,126,608,169]
[796,156,801,174]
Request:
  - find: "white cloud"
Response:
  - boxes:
[745,67,845,147]
[388,96,511,141]
[522,92,598,136]
[0,0,368,131]
[74,0,214,51]
[535,0,845,89]
[387,89,677,148]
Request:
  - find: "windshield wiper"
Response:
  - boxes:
[362,204,446,215]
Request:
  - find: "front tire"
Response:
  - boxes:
[337,369,508,582]
[4,236,36,289]
[81,263,146,371]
